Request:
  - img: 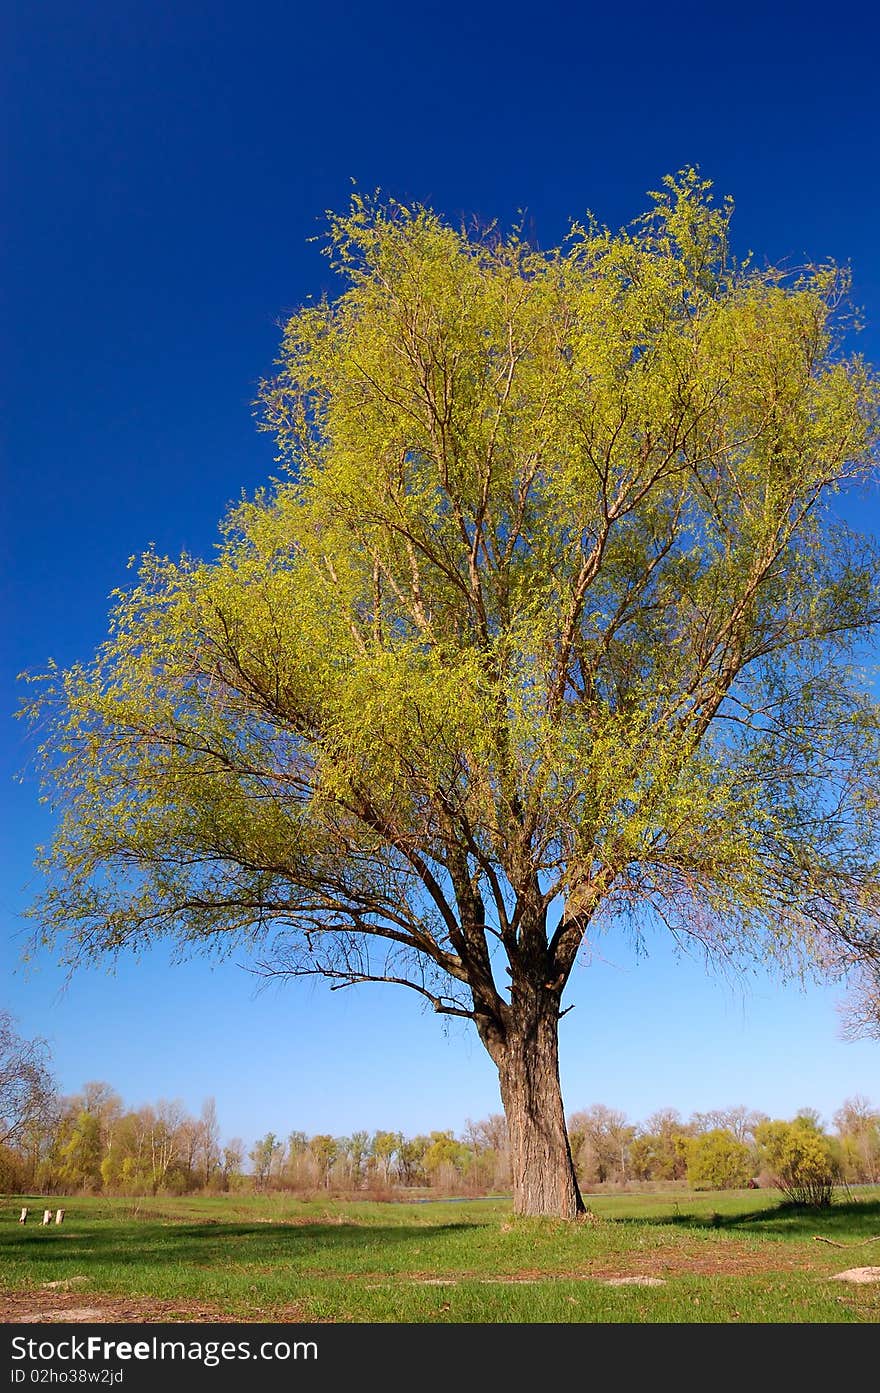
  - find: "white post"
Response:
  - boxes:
[19,1207,28,1224]
[42,1209,52,1225]
[55,1208,65,1225]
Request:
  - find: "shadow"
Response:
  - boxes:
[0,1220,482,1271]
[638,1199,880,1240]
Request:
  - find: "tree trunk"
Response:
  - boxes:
[493,988,586,1218]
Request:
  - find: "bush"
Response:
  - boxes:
[685,1129,753,1190]
[755,1117,838,1206]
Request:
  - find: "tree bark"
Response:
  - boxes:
[491,986,586,1218]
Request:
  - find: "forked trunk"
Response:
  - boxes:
[494,989,585,1218]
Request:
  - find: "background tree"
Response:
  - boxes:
[9,1096,62,1194]
[464,1114,510,1191]
[685,1128,753,1189]
[57,1082,121,1192]
[345,1130,371,1189]
[282,1130,311,1189]
[832,1095,880,1183]
[58,1109,103,1191]
[99,1109,148,1193]
[422,1129,469,1189]
[755,1115,839,1207]
[629,1108,692,1182]
[839,962,880,1041]
[0,1012,55,1152]
[308,1134,338,1188]
[369,1130,401,1186]
[689,1105,765,1146]
[22,172,880,1217]
[397,1135,430,1187]
[221,1138,246,1191]
[196,1097,222,1189]
[567,1104,634,1186]
[249,1132,284,1189]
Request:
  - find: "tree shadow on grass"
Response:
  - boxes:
[635,1199,880,1240]
[0,1221,479,1272]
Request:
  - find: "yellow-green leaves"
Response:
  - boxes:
[20,172,880,1003]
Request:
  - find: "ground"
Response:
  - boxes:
[2,1190,878,1323]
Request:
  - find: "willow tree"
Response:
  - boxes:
[23,172,880,1216]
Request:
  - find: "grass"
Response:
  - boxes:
[2,1188,879,1323]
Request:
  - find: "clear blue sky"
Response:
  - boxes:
[2,0,879,1152]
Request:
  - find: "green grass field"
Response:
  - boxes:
[2,1189,879,1323]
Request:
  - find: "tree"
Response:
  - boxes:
[308,1134,338,1187]
[755,1116,839,1206]
[346,1130,371,1188]
[58,1109,103,1191]
[464,1114,511,1191]
[221,1138,246,1190]
[369,1130,401,1185]
[629,1110,692,1182]
[0,1012,55,1150]
[249,1132,284,1189]
[21,171,880,1217]
[832,1095,880,1183]
[685,1128,753,1189]
[568,1104,634,1186]
[465,1114,509,1154]
[422,1129,469,1186]
[73,1081,123,1124]
[100,1110,150,1193]
[838,961,880,1041]
[689,1106,765,1145]
[196,1097,222,1189]
[397,1135,429,1186]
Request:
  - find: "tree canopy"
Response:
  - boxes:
[0,1012,54,1150]
[22,170,880,1215]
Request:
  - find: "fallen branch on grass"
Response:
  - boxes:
[812,1235,880,1248]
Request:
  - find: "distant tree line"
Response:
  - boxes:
[1,1014,878,1200]
[565,1102,880,1204]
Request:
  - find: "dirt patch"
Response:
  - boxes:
[830,1267,880,1284]
[398,1242,820,1285]
[371,1243,811,1288]
[586,1242,818,1279]
[603,1276,666,1287]
[0,1290,312,1325]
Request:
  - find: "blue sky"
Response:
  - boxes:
[2,0,879,1151]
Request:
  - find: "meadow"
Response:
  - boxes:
[2,1188,879,1323]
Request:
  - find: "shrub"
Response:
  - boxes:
[685,1129,753,1190]
[755,1117,838,1206]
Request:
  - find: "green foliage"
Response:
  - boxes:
[249,1132,284,1189]
[397,1135,430,1186]
[755,1117,839,1206]
[21,171,880,1031]
[629,1111,691,1181]
[685,1128,753,1190]
[0,1143,26,1193]
[370,1130,402,1184]
[58,1110,103,1192]
[833,1096,880,1183]
[15,174,880,1205]
[309,1134,338,1186]
[422,1130,470,1176]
